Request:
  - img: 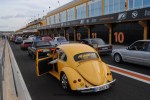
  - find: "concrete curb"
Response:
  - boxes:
[2,41,32,100]
[3,41,19,100]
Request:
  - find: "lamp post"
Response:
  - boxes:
[49,6,51,11]
[58,1,60,7]
[43,10,44,17]
[38,14,39,19]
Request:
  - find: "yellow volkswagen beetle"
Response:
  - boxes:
[36,43,116,93]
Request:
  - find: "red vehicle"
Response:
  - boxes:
[42,35,52,41]
[20,39,33,50]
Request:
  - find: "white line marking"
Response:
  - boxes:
[108,64,150,78]
[108,64,150,85]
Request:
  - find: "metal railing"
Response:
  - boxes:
[0,38,5,100]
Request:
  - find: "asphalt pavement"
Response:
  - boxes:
[9,42,150,100]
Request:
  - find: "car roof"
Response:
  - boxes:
[34,40,49,43]
[23,39,32,42]
[57,43,96,55]
[83,38,103,40]
[137,40,150,42]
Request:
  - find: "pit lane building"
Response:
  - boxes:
[16,18,46,36]
[19,0,150,45]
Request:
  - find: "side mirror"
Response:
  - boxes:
[126,46,130,50]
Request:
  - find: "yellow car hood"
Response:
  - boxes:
[77,60,105,86]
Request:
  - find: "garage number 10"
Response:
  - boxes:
[114,32,125,44]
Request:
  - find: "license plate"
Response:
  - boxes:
[94,85,109,92]
[42,49,49,52]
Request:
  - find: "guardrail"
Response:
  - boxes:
[0,38,5,100]
[1,39,32,100]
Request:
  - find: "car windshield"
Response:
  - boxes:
[57,37,66,42]
[36,41,51,47]
[91,39,105,45]
[17,37,22,40]
[74,52,99,61]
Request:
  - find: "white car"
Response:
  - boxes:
[50,37,69,46]
[112,40,150,67]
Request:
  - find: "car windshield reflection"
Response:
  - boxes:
[91,39,105,45]
[74,52,99,61]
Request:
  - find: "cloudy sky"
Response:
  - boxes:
[0,0,73,31]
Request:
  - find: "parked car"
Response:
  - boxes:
[80,38,112,54]
[35,43,116,93]
[28,35,36,41]
[42,35,52,41]
[15,36,23,44]
[112,40,150,66]
[28,41,55,59]
[20,39,33,50]
[50,36,69,46]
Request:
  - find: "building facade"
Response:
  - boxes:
[37,0,150,45]
[16,18,46,36]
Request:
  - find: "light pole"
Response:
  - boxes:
[58,1,60,7]
[49,6,51,11]
[43,10,45,17]
[37,14,39,19]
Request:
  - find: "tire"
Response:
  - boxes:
[114,53,122,63]
[60,73,71,91]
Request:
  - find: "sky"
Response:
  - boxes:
[0,0,73,31]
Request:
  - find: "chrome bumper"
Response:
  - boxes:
[77,79,116,93]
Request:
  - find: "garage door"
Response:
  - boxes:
[112,22,144,45]
[91,25,109,43]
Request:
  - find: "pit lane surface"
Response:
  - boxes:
[10,42,150,100]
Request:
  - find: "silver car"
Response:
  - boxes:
[80,38,112,54]
[112,40,150,67]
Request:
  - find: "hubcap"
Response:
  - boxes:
[61,74,68,89]
[115,54,120,62]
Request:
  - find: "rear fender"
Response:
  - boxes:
[101,62,113,82]
[61,67,85,90]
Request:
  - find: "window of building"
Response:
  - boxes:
[114,0,119,13]
[104,0,109,14]
[60,11,66,22]
[88,0,102,17]
[55,13,60,24]
[134,0,142,8]
[76,3,86,19]
[120,0,125,11]
[104,0,125,15]
[128,0,150,10]
[67,7,75,21]
[143,0,150,7]
[46,17,50,25]
[129,0,134,9]
[109,0,114,13]
[50,15,55,24]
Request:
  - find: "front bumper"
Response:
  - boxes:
[77,79,116,93]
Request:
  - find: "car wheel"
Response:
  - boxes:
[114,53,122,63]
[60,73,71,91]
